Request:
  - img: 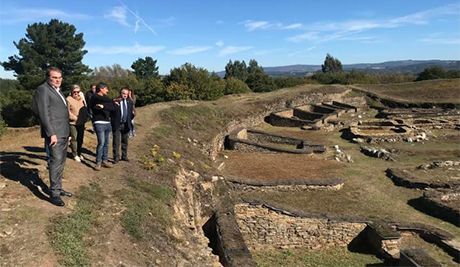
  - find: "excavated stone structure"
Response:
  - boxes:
[268,101,359,129]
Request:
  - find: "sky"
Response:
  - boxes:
[0,0,459,79]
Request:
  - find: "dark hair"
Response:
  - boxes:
[46,67,62,77]
[120,87,130,94]
[96,82,108,92]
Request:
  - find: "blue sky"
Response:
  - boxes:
[1,0,459,78]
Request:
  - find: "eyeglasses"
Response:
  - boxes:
[72,91,80,94]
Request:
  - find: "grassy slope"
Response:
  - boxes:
[353,78,460,104]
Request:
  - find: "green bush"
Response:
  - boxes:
[416,66,460,81]
[273,76,312,89]
[0,113,7,137]
[313,71,414,85]
[136,78,166,106]
[0,89,36,127]
[224,77,251,95]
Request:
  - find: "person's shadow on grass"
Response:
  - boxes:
[0,152,51,202]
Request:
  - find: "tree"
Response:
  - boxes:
[131,56,159,80]
[246,59,274,92]
[321,53,343,73]
[1,19,90,91]
[224,60,248,82]
[224,77,251,95]
[416,66,446,81]
[165,63,224,100]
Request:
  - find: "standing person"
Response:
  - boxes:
[111,88,135,163]
[85,83,96,108]
[127,88,136,137]
[85,83,96,133]
[32,67,72,207]
[66,84,88,162]
[90,82,116,170]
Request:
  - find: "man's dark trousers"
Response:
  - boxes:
[113,122,129,161]
[45,136,68,197]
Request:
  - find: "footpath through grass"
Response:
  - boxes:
[48,183,105,266]
[115,177,174,240]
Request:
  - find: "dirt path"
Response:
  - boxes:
[0,103,170,266]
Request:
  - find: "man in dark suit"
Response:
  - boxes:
[33,67,72,207]
[111,88,135,163]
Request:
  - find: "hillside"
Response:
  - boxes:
[217,60,460,77]
[1,80,459,266]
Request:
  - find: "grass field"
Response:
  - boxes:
[353,78,460,105]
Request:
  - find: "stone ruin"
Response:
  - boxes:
[226,175,344,192]
[347,106,460,143]
[360,145,396,161]
[349,119,413,143]
[419,189,460,227]
[208,98,459,266]
[267,101,358,129]
[225,128,326,154]
[223,202,459,266]
[386,160,460,227]
[378,108,460,130]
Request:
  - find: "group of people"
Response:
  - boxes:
[33,66,136,206]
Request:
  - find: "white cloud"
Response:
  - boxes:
[168,46,213,55]
[219,46,253,56]
[0,8,89,24]
[121,3,157,35]
[389,3,460,26]
[243,20,302,31]
[104,4,157,35]
[285,3,460,44]
[244,20,271,31]
[420,37,460,45]
[215,40,224,47]
[282,23,302,30]
[287,32,320,42]
[104,6,129,26]
[87,44,165,55]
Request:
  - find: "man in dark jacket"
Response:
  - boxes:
[32,67,72,206]
[111,88,135,163]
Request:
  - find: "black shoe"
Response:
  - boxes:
[121,158,130,162]
[50,196,65,207]
[113,158,119,164]
[60,190,73,197]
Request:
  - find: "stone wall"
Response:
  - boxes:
[234,204,366,250]
[208,89,350,160]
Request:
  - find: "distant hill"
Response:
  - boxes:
[217,60,460,77]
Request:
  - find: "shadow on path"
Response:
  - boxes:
[0,152,50,202]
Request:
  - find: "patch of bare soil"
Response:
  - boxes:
[1,125,93,266]
[0,101,219,266]
[222,151,342,181]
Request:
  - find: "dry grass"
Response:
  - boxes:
[353,78,460,104]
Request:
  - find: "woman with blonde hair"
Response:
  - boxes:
[66,84,88,162]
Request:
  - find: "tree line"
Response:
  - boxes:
[1,19,459,132]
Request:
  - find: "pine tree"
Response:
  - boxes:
[2,19,90,91]
[321,53,343,73]
[131,56,159,80]
[224,60,248,82]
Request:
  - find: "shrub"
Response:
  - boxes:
[224,77,251,95]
